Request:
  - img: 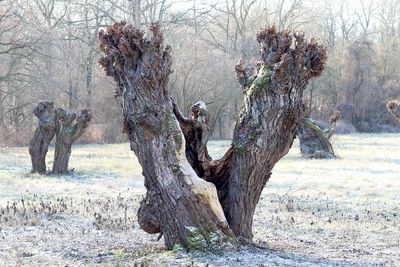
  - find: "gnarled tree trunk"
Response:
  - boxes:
[387,99,400,120]
[227,30,326,238]
[29,102,56,173]
[52,108,92,174]
[99,23,235,250]
[297,111,340,159]
[99,23,326,249]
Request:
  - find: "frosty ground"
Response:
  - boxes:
[0,134,399,266]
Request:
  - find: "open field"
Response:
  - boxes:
[0,134,399,266]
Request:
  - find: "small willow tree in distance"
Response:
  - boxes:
[52,108,92,174]
[29,101,56,173]
[298,109,341,159]
[29,103,92,174]
[387,99,400,120]
[98,22,326,250]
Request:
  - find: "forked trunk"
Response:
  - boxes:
[29,102,56,173]
[52,108,92,174]
[99,23,327,248]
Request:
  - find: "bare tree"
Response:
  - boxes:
[29,102,55,173]
[2,0,400,147]
[355,0,376,36]
[337,0,358,41]
[52,108,92,174]
[205,0,257,57]
[265,0,312,31]
[0,0,43,141]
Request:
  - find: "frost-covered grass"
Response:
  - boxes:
[254,134,400,266]
[0,134,399,266]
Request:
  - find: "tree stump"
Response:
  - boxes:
[99,23,326,249]
[297,111,340,159]
[29,102,56,173]
[52,108,92,174]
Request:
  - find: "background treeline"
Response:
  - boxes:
[1,0,400,146]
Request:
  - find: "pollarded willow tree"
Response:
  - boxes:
[387,99,400,120]
[29,102,56,173]
[29,102,91,174]
[52,108,92,174]
[297,110,341,159]
[99,22,326,250]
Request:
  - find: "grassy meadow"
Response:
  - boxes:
[0,134,399,266]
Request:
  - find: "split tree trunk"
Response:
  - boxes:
[52,108,92,174]
[29,102,56,173]
[297,111,340,159]
[387,99,400,120]
[99,23,326,249]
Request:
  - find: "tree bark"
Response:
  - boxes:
[172,100,233,215]
[99,22,236,250]
[99,23,326,249]
[52,108,92,174]
[297,111,340,159]
[227,30,326,238]
[387,99,400,120]
[29,101,55,174]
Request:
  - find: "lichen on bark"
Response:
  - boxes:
[246,64,273,95]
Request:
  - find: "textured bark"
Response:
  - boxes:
[227,29,326,238]
[174,30,326,239]
[387,99,400,120]
[29,102,56,173]
[99,22,326,248]
[172,100,233,215]
[99,22,235,250]
[297,111,340,159]
[52,108,92,174]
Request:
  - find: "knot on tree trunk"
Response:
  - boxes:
[138,191,161,234]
